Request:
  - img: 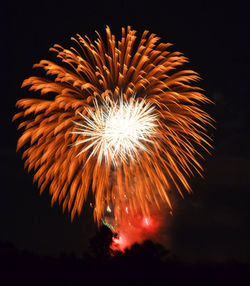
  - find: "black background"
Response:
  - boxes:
[3,0,250,263]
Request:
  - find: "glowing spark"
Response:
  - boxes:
[113,235,122,244]
[142,216,152,228]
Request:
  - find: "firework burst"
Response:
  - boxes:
[13,26,213,224]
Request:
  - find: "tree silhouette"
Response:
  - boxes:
[88,225,113,259]
[126,240,169,261]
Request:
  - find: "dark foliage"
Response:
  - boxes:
[88,225,113,259]
[1,236,249,286]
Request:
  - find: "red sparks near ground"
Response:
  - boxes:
[111,234,128,252]
[109,214,162,252]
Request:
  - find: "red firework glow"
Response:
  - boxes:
[109,213,162,252]
[111,234,127,252]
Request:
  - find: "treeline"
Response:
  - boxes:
[0,227,249,286]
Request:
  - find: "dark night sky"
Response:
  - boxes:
[2,1,250,262]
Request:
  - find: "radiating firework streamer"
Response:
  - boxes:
[13,26,213,224]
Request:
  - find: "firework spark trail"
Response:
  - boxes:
[13,26,214,225]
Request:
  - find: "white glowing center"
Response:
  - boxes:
[72,97,158,164]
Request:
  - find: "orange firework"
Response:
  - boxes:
[13,26,213,224]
